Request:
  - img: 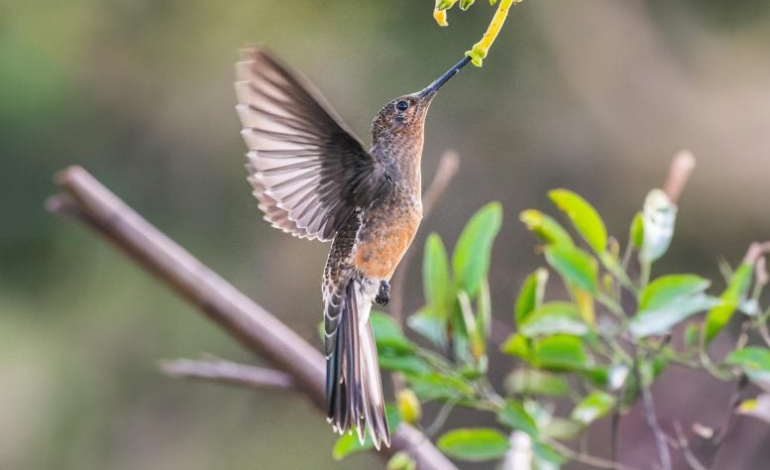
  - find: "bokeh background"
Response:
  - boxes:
[3,0,770,468]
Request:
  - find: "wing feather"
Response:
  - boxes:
[235,47,386,241]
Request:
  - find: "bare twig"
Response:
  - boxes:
[47,166,458,470]
[545,439,642,470]
[160,358,295,391]
[610,409,621,468]
[744,241,770,265]
[636,368,672,470]
[756,256,768,288]
[673,422,708,470]
[712,375,748,447]
[760,322,770,348]
[421,151,461,220]
[389,150,460,325]
[662,149,696,204]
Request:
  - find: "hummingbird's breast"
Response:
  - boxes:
[353,186,422,281]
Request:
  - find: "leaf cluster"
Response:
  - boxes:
[336,186,770,468]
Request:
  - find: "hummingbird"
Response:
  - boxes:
[234,47,470,449]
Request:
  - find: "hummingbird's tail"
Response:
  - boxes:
[325,277,390,449]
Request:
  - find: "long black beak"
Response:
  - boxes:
[418,55,472,99]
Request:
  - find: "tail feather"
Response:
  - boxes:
[325,277,391,449]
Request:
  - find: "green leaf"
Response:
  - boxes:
[631,274,716,338]
[379,354,432,376]
[629,293,719,338]
[387,452,416,470]
[630,212,644,249]
[533,442,566,466]
[541,418,582,441]
[683,323,700,349]
[639,274,711,311]
[640,357,667,389]
[582,365,629,391]
[570,391,616,425]
[620,357,669,411]
[726,347,770,371]
[459,0,475,10]
[456,290,485,361]
[738,395,770,424]
[515,268,549,325]
[520,302,589,337]
[424,233,453,318]
[520,210,574,247]
[499,400,539,436]
[476,280,492,340]
[572,287,596,326]
[396,388,422,424]
[725,347,770,386]
[549,189,607,254]
[332,432,367,461]
[531,335,591,371]
[371,311,414,353]
[407,308,446,347]
[453,202,503,297]
[501,333,531,359]
[409,372,474,401]
[437,428,511,461]
[639,189,677,263]
[544,245,598,294]
[704,262,754,344]
[505,369,570,397]
[333,405,402,459]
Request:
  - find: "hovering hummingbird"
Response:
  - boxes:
[234,47,470,449]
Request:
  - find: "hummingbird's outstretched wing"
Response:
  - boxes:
[235,48,386,241]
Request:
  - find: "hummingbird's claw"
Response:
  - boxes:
[375,280,390,306]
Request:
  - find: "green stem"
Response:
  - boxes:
[698,349,733,381]
[605,337,634,365]
[597,292,625,319]
[640,260,652,291]
[601,254,640,297]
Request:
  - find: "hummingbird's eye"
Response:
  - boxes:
[396,101,409,111]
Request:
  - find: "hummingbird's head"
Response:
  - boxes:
[371,56,471,144]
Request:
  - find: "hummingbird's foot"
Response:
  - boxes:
[375,280,390,306]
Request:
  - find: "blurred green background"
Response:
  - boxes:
[3,0,770,468]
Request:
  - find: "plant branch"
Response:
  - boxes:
[545,439,642,470]
[636,367,672,470]
[662,150,696,204]
[760,322,770,348]
[46,166,458,470]
[744,241,770,265]
[713,375,748,446]
[673,422,708,470]
[160,358,296,391]
[610,408,621,468]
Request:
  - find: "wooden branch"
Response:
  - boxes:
[663,149,696,204]
[744,241,770,265]
[46,166,458,470]
[160,358,296,391]
[636,367,672,470]
[672,422,708,470]
[545,439,643,470]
